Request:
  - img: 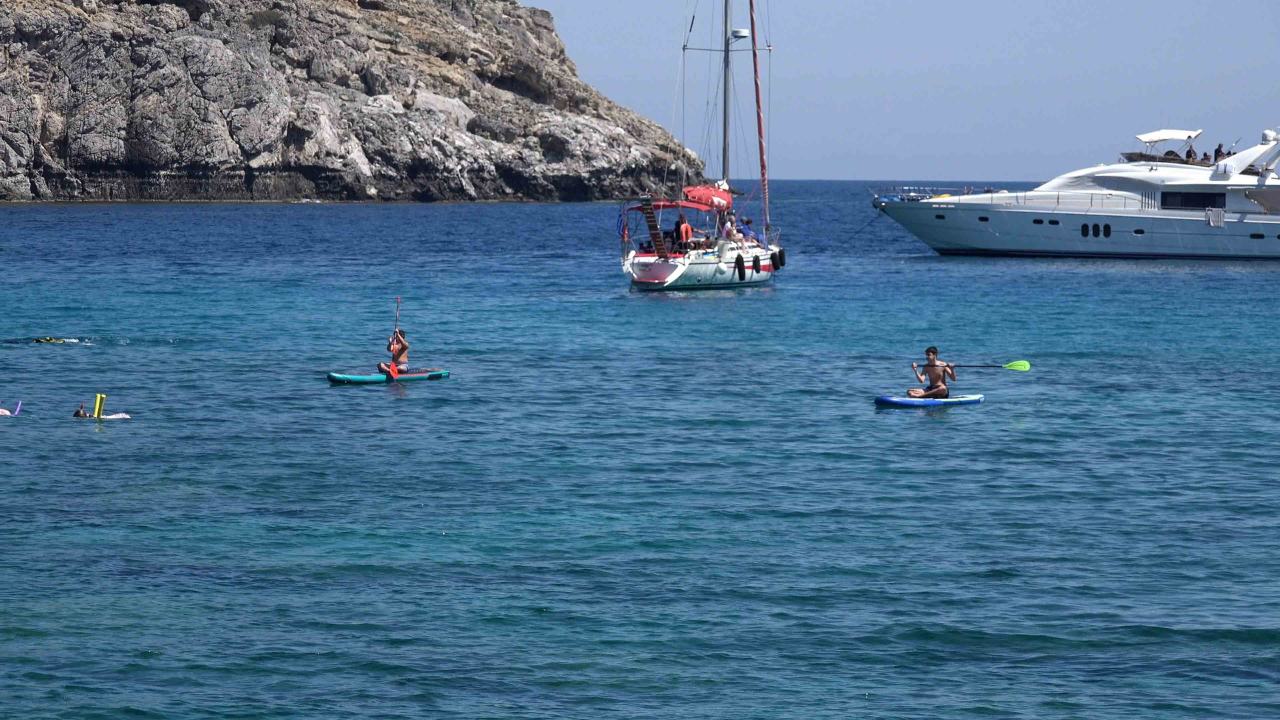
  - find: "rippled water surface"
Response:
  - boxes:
[2,182,1279,718]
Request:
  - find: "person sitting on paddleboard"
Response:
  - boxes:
[907,346,955,399]
[378,328,410,376]
[73,402,90,418]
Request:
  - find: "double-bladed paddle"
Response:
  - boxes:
[936,361,1031,371]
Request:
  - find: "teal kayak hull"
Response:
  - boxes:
[327,369,449,385]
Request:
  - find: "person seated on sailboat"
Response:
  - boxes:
[740,218,758,242]
[674,213,696,250]
[721,215,742,241]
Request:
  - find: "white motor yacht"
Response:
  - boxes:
[875,128,1280,259]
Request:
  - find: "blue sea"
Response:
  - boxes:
[3,181,1279,718]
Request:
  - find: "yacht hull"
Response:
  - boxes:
[882,202,1280,259]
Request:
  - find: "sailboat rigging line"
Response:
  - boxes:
[700,74,721,177]
[671,7,694,191]
[763,0,773,222]
[764,0,773,46]
[678,48,686,188]
[700,7,717,171]
[748,0,770,230]
[679,0,699,188]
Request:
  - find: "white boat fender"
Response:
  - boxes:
[734,254,746,281]
[752,255,761,273]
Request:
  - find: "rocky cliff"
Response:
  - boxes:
[0,0,701,201]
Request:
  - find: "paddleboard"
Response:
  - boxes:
[874,394,984,408]
[327,369,449,385]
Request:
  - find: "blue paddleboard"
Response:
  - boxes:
[874,394,984,408]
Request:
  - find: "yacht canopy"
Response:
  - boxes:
[1136,129,1202,144]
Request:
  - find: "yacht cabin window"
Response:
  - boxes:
[1160,192,1226,210]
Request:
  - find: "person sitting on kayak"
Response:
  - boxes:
[907,346,955,399]
[377,328,410,376]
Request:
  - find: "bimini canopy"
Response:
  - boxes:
[1136,129,1202,145]
[623,199,719,213]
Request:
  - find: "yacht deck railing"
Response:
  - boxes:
[875,187,1157,211]
[971,190,1152,211]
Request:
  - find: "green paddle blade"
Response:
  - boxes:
[1003,360,1031,372]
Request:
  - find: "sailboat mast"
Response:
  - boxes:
[722,0,731,184]
[748,0,770,230]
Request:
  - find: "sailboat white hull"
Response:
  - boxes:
[625,247,778,291]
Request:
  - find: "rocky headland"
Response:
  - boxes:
[0,0,701,201]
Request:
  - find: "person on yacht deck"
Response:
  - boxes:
[1215,143,1226,162]
[1201,151,1211,163]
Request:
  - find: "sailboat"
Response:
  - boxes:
[617,0,785,291]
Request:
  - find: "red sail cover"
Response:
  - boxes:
[682,185,732,211]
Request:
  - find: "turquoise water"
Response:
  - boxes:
[3,182,1279,718]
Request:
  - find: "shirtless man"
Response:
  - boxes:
[377,328,410,376]
[907,346,955,398]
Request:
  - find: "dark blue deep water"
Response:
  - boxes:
[2,181,1279,718]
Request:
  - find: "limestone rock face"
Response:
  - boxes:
[0,0,702,201]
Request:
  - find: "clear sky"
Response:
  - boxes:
[529,0,1280,181]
